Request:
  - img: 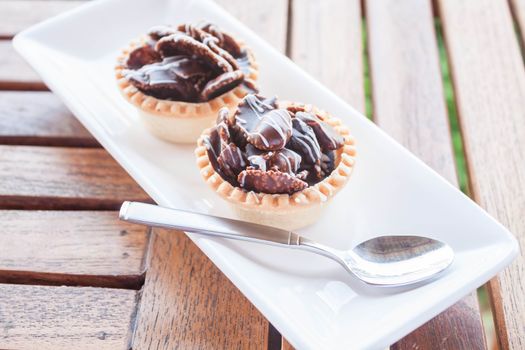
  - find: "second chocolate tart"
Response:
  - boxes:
[116,23,258,143]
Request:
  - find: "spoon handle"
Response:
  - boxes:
[119,201,302,247]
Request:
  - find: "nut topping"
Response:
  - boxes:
[122,22,256,102]
[203,94,346,194]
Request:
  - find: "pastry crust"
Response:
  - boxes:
[195,103,356,230]
[115,37,259,143]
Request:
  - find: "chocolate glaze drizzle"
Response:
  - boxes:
[203,94,344,194]
[122,23,256,103]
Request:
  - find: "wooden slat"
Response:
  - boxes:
[0,91,98,147]
[130,0,288,349]
[285,1,363,348]
[0,41,46,90]
[438,0,525,348]
[394,301,487,350]
[131,229,269,349]
[367,0,457,182]
[0,145,151,210]
[0,284,137,350]
[216,0,289,53]
[290,0,365,113]
[0,0,84,38]
[510,0,525,47]
[281,339,293,350]
[366,1,488,349]
[0,211,148,289]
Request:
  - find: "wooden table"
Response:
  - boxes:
[1,0,524,349]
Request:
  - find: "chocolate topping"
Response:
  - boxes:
[200,23,242,57]
[201,70,244,101]
[218,143,246,182]
[156,33,233,73]
[203,94,345,194]
[125,56,212,101]
[148,25,177,40]
[287,117,321,165]
[238,168,308,194]
[234,95,292,151]
[246,109,292,151]
[295,112,344,150]
[126,45,161,69]
[123,23,256,102]
[268,149,302,174]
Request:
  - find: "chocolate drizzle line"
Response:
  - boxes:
[122,23,257,103]
[203,94,345,194]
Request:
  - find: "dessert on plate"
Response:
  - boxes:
[195,94,356,230]
[116,23,258,143]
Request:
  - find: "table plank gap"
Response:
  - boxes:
[0,270,144,290]
[365,0,487,349]
[0,284,137,350]
[0,210,149,289]
[285,0,293,57]
[438,0,525,348]
[131,229,270,350]
[0,145,151,210]
[267,323,283,350]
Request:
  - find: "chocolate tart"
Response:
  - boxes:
[116,23,258,143]
[195,94,356,230]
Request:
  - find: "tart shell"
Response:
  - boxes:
[195,103,356,230]
[115,38,259,144]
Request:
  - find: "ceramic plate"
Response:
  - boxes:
[14,0,519,348]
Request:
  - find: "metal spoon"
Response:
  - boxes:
[119,201,454,286]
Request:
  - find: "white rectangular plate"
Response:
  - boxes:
[14,0,519,348]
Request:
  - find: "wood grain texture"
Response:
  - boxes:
[0,145,151,210]
[438,0,525,348]
[131,229,269,349]
[0,1,84,38]
[215,0,289,53]
[290,0,365,113]
[366,1,487,349]
[366,0,457,183]
[0,91,98,147]
[0,284,137,350]
[510,0,525,47]
[0,41,46,90]
[281,338,293,350]
[0,211,148,288]
[393,300,487,350]
[283,1,362,348]
[127,1,287,348]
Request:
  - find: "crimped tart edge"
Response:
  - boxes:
[194,104,357,211]
[114,37,259,118]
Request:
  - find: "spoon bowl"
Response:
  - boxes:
[346,236,454,286]
[296,235,454,286]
